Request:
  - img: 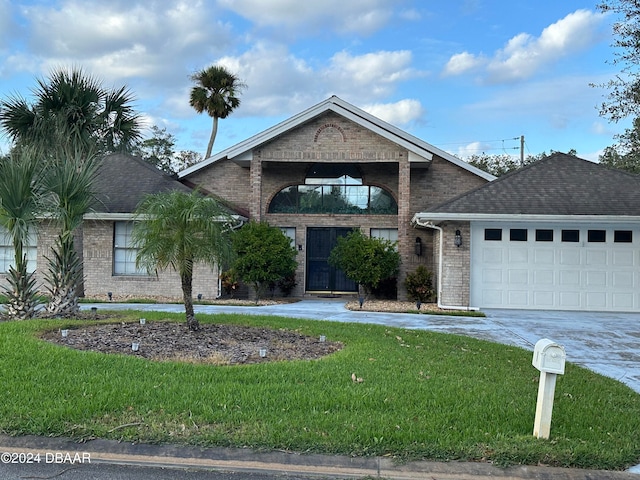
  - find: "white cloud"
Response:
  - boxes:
[217,0,396,35]
[16,0,233,88]
[328,50,417,96]
[456,142,494,159]
[363,99,425,126]
[206,44,421,117]
[443,51,485,76]
[443,9,605,83]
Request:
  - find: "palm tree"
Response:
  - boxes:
[132,190,235,331]
[189,65,245,159]
[0,67,141,316]
[0,66,141,157]
[0,151,44,318]
[41,148,100,316]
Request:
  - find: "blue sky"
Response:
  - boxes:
[0,0,630,162]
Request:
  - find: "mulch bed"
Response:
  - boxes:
[40,321,343,365]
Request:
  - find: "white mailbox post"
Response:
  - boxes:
[532,339,566,439]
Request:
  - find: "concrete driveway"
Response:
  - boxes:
[85,299,640,394]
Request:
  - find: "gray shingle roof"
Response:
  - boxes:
[422,153,640,217]
[92,153,192,214]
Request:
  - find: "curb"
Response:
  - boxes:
[0,435,638,479]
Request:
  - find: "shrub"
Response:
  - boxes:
[328,229,400,295]
[220,269,240,297]
[232,221,297,301]
[404,266,435,303]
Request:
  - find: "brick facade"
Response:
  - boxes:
[82,220,219,300]
[186,110,488,301]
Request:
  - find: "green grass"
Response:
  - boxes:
[0,311,639,471]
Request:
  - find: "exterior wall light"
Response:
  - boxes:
[454,230,462,247]
[414,237,422,256]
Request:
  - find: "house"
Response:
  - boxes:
[412,153,640,312]
[179,96,493,299]
[0,153,229,301]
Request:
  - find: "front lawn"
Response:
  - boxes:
[0,311,638,470]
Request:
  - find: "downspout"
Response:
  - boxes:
[413,218,478,311]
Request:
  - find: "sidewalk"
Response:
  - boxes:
[1,434,638,479]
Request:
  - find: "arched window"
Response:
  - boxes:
[268,163,398,215]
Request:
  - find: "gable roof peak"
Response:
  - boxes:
[179,96,494,181]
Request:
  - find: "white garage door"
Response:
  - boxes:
[470,222,640,311]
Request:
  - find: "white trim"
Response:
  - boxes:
[179,96,494,182]
[83,212,136,221]
[84,213,248,222]
[412,212,640,225]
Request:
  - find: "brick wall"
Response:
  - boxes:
[438,222,471,307]
[82,220,220,301]
[187,158,251,214]
[186,112,487,301]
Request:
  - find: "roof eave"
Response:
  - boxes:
[412,212,640,225]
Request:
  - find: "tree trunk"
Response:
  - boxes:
[181,271,199,331]
[205,116,219,159]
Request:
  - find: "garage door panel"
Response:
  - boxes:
[509,248,528,263]
[560,250,581,265]
[534,249,555,264]
[534,270,554,285]
[483,248,502,263]
[482,289,503,304]
[559,291,581,307]
[586,270,606,286]
[586,292,607,309]
[508,291,528,306]
[471,223,638,312]
[613,250,634,266]
[508,269,528,284]
[613,271,633,287]
[560,270,580,286]
[586,250,607,265]
[483,269,502,283]
[533,291,554,307]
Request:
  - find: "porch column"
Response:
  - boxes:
[397,156,411,301]
[249,151,263,220]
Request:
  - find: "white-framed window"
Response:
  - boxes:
[0,227,37,274]
[370,228,398,243]
[280,227,296,247]
[113,222,147,276]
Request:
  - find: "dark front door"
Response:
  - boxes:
[306,227,357,293]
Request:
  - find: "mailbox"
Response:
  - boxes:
[532,338,566,375]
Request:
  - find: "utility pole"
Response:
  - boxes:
[520,135,525,166]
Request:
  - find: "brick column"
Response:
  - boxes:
[397,156,411,300]
[249,151,262,220]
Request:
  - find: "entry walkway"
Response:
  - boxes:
[83,299,640,394]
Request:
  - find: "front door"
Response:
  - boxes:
[306,227,357,293]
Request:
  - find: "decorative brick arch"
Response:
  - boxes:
[314,123,346,143]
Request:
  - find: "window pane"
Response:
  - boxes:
[280,227,296,246]
[0,227,37,273]
[371,228,398,242]
[588,230,606,242]
[369,187,398,214]
[535,229,553,242]
[614,230,633,243]
[298,185,323,213]
[510,229,528,241]
[484,229,502,241]
[562,230,579,242]
[114,222,147,275]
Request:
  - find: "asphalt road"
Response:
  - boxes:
[0,462,323,480]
